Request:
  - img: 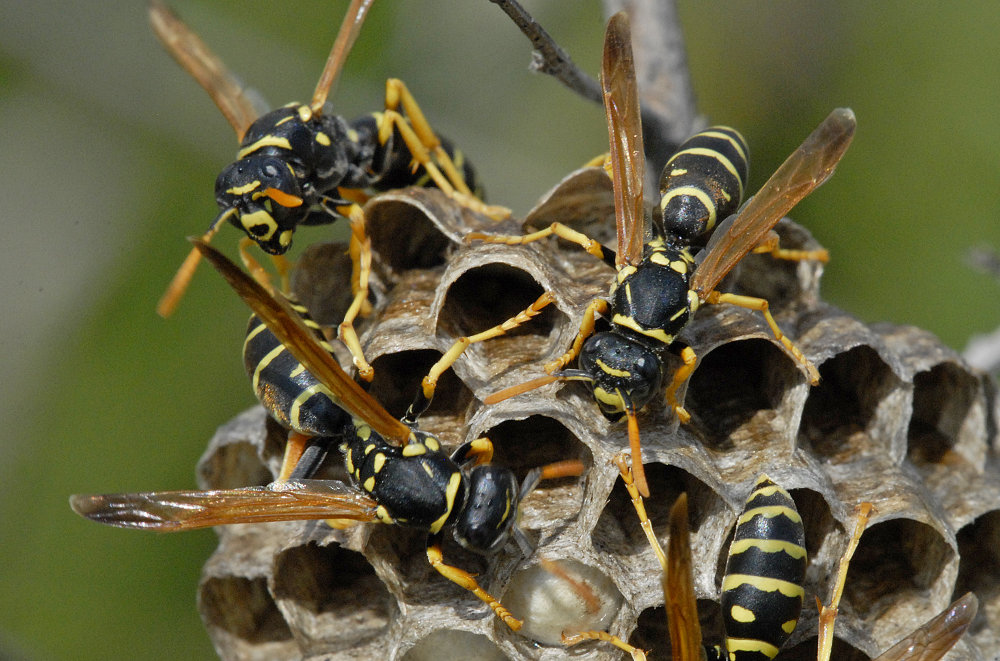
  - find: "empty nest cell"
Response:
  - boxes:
[201,575,293,647]
[954,509,1000,653]
[907,361,982,469]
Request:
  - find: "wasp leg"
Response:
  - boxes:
[321,202,376,382]
[816,502,874,661]
[703,290,820,385]
[662,345,695,424]
[404,292,555,424]
[615,453,667,569]
[236,236,292,295]
[544,298,610,374]
[275,431,314,482]
[426,536,523,631]
[449,437,494,466]
[381,79,509,220]
[752,230,830,263]
[563,630,648,661]
[466,222,609,262]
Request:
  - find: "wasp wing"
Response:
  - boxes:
[691,108,856,299]
[148,1,263,141]
[872,592,978,661]
[665,493,704,661]
[70,479,378,531]
[311,0,376,113]
[194,239,412,444]
[602,13,646,268]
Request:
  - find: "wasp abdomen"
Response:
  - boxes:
[720,475,806,661]
[659,126,749,243]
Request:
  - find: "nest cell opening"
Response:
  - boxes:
[366,198,452,274]
[272,542,392,645]
[437,264,559,367]
[787,488,839,590]
[842,517,953,627]
[782,635,869,661]
[954,510,1000,645]
[501,560,622,646]
[594,463,719,559]
[907,362,980,467]
[685,338,801,448]
[798,346,900,463]
[368,349,474,421]
[629,600,722,660]
[402,629,510,661]
[200,576,292,644]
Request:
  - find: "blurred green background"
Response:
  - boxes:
[1,1,998,659]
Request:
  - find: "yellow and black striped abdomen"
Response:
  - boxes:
[719,475,806,661]
[242,306,349,438]
[658,126,749,244]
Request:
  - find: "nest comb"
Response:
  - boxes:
[192,172,1000,660]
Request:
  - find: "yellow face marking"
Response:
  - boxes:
[240,209,278,240]
[729,538,806,559]
[372,453,386,474]
[593,387,626,412]
[595,359,632,379]
[730,604,756,623]
[227,181,261,196]
[737,505,802,526]
[429,472,463,533]
[278,230,293,248]
[363,476,376,492]
[238,135,293,159]
[402,443,427,457]
[315,132,331,146]
[721,574,804,599]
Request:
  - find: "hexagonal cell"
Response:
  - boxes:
[685,338,803,449]
[502,559,622,646]
[437,264,559,366]
[368,349,473,422]
[798,345,903,463]
[842,517,955,642]
[200,576,292,646]
[953,509,1000,653]
[593,463,722,560]
[907,362,982,469]
[402,629,509,661]
[365,197,454,276]
[628,600,723,660]
[272,542,393,648]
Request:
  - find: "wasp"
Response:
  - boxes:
[151,0,504,381]
[71,240,582,633]
[472,12,855,497]
[564,456,977,661]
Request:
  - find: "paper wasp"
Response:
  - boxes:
[563,458,977,660]
[472,12,855,496]
[151,0,504,381]
[71,240,582,633]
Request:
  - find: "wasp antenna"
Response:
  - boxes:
[482,374,562,405]
[311,0,376,113]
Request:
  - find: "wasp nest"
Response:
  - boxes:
[193,173,1000,660]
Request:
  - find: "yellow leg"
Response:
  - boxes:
[663,346,696,424]
[544,298,610,374]
[752,230,830,263]
[816,502,874,661]
[334,203,375,382]
[381,79,509,220]
[614,454,666,570]
[405,292,555,422]
[426,540,522,631]
[276,431,311,482]
[704,290,820,385]
[466,222,608,262]
[563,630,647,661]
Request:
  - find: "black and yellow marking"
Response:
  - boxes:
[713,475,806,661]
[472,13,854,499]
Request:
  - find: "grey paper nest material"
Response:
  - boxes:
[194,174,1000,661]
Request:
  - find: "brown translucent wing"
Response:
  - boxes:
[70,480,377,531]
[148,1,262,141]
[310,0,376,113]
[691,108,856,299]
[872,592,978,661]
[664,493,704,661]
[193,239,412,444]
[602,12,646,267]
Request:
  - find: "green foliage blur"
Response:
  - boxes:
[1,1,997,660]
